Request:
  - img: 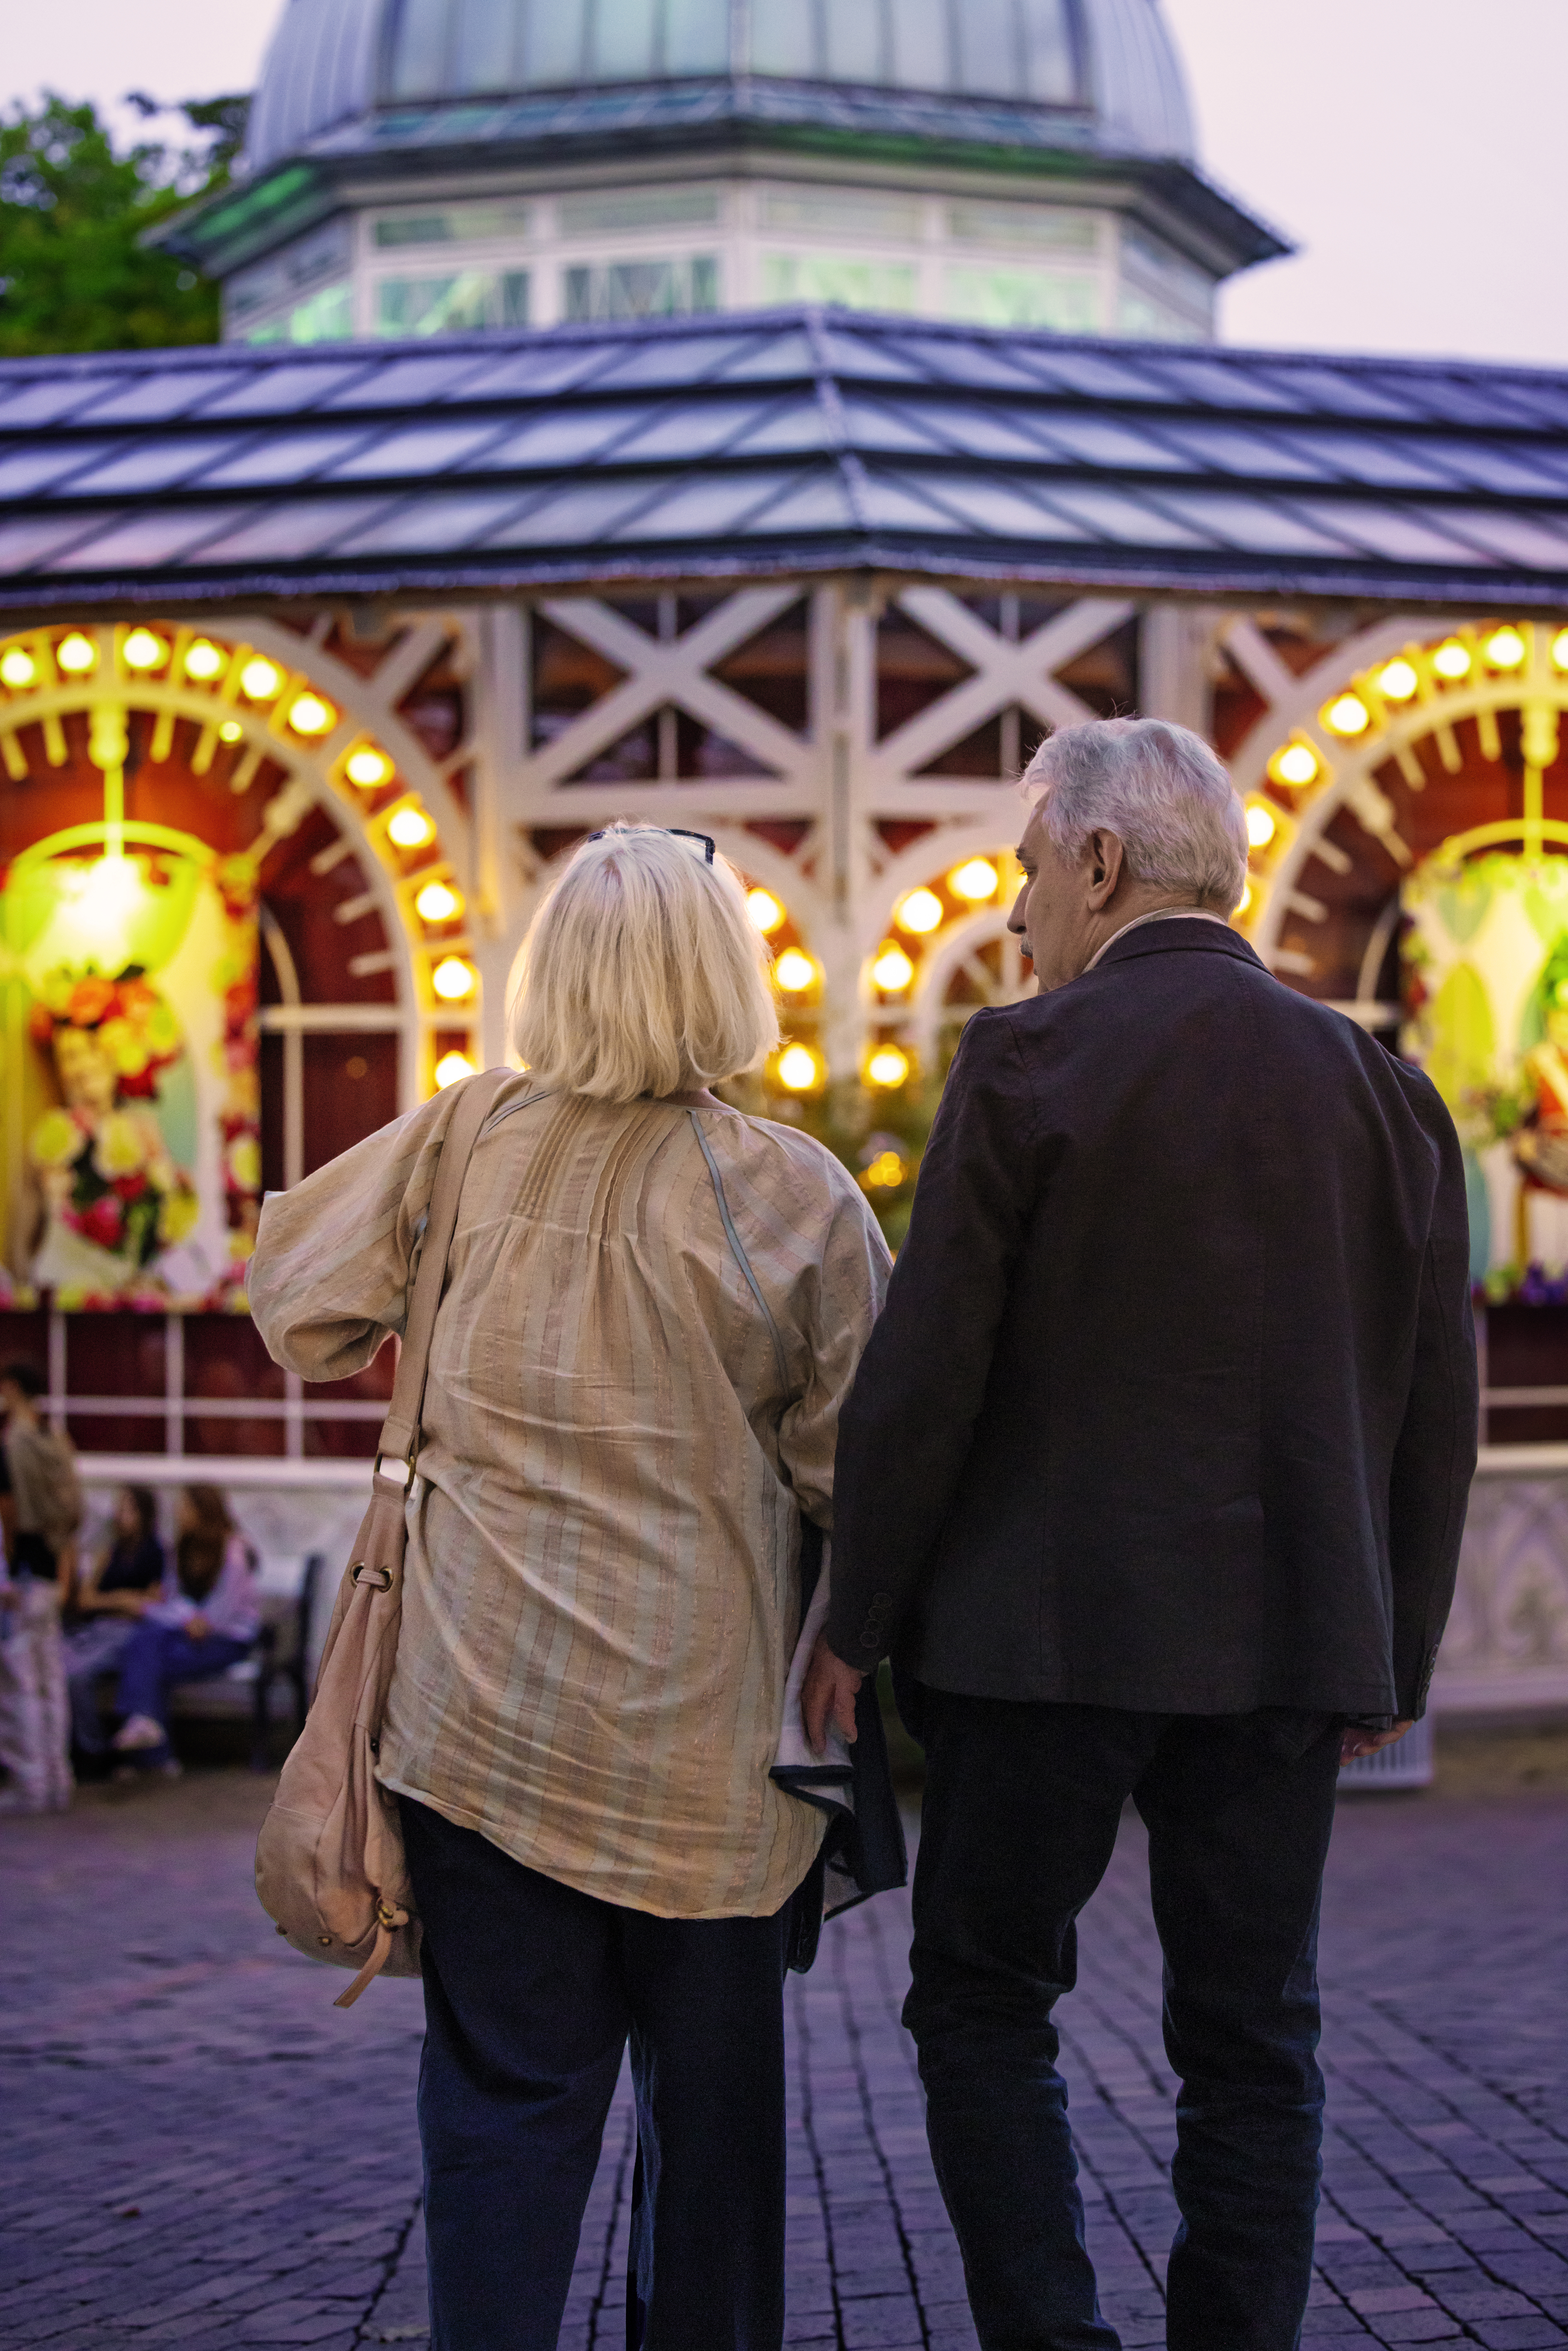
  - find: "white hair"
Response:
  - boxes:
[508,824,780,1102]
[1025,718,1248,914]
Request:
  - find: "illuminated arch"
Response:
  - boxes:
[0,617,479,1099]
[1230,616,1568,999]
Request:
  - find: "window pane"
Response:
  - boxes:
[607,260,678,317]
[390,0,452,96]
[374,269,525,334]
[944,265,1100,332]
[452,0,520,88]
[949,200,1096,252]
[1020,0,1075,101]
[663,0,728,73]
[529,0,586,82]
[376,213,455,247]
[888,0,950,89]
[558,185,719,234]
[953,0,1020,95]
[590,0,657,79]
[288,284,354,343]
[751,0,817,77]
[560,255,720,319]
[825,0,886,81]
[762,254,919,311]
[761,187,921,241]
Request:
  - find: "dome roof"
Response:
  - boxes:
[245,0,1195,178]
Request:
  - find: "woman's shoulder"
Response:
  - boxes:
[698,1108,869,1213]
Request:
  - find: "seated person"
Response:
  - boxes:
[63,1486,167,1765]
[111,1487,260,1771]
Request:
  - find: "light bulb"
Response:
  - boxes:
[56,632,97,675]
[746,887,785,935]
[1377,659,1418,702]
[1236,881,1253,914]
[949,858,998,903]
[776,1043,820,1093]
[289,691,334,736]
[388,807,434,849]
[1554,629,1568,673]
[774,948,816,994]
[1325,693,1370,738]
[1432,640,1471,680]
[0,647,36,689]
[860,1148,909,1190]
[434,1050,476,1088]
[240,656,283,700]
[896,888,943,935]
[122,628,167,673]
[872,944,915,993]
[867,1046,911,1089]
[416,880,462,924]
[1245,804,1276,849]
[1272,742,1319,787]
[218,721,244,743]
[183,639,225,682]
[432,956,476,1002]
[1485,625,1526,671]
[346,746,392,788]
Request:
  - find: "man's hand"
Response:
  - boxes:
[186,1613,210,1642]
[802,1634,864,1756]
[1341,1718,1413,1765]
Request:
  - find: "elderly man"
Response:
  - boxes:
[805,718,1477,2351]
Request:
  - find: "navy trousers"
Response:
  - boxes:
[399,1796,790,2351]
[903,1691,1343,2351]
[115,1622,250,1746]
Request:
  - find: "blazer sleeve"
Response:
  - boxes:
[1387,1094,1479,1719]
[823,1010,1041,1671]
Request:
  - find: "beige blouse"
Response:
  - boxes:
[248,1077,891,1919]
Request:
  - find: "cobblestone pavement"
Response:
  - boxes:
[3,1769,1567,2350]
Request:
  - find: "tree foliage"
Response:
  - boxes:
[0,94,245,356]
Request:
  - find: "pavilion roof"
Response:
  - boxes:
[2,307,1568,615]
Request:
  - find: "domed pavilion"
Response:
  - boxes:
[177,0,1283,346]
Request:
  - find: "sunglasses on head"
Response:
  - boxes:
[587,827,715,864]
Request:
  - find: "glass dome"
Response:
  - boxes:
[245,0,1196,176]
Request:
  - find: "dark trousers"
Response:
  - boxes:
[399,1796,790,2351]
[904,1691,1343,2351]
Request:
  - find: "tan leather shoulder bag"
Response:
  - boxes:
[254,1067,509,2007]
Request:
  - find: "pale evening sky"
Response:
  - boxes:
[2,0,1565,370]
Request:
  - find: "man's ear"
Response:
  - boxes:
[1086,830,1124,910]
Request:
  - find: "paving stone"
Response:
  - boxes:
[4,1769,1568,2349]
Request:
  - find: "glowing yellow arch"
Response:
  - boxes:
[1235,618,1568,966]
[0,619,476,1095]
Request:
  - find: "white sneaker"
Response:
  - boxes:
[112,1714,166,1752]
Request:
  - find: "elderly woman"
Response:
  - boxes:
[248,824,891,2351]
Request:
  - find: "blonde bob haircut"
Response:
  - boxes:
[509,823,780,1102]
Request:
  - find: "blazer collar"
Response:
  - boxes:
[1091,916,1265,974]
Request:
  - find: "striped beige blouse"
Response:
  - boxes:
[248,1077,891,1919]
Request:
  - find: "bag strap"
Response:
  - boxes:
[376,1068,510,1479]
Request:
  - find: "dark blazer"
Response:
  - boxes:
[824,918,1478,1721]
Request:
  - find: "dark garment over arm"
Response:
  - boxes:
[823,920,1479,1721]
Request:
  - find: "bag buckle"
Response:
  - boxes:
[374,1454,413,1488]
[349,1562,394,1591]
